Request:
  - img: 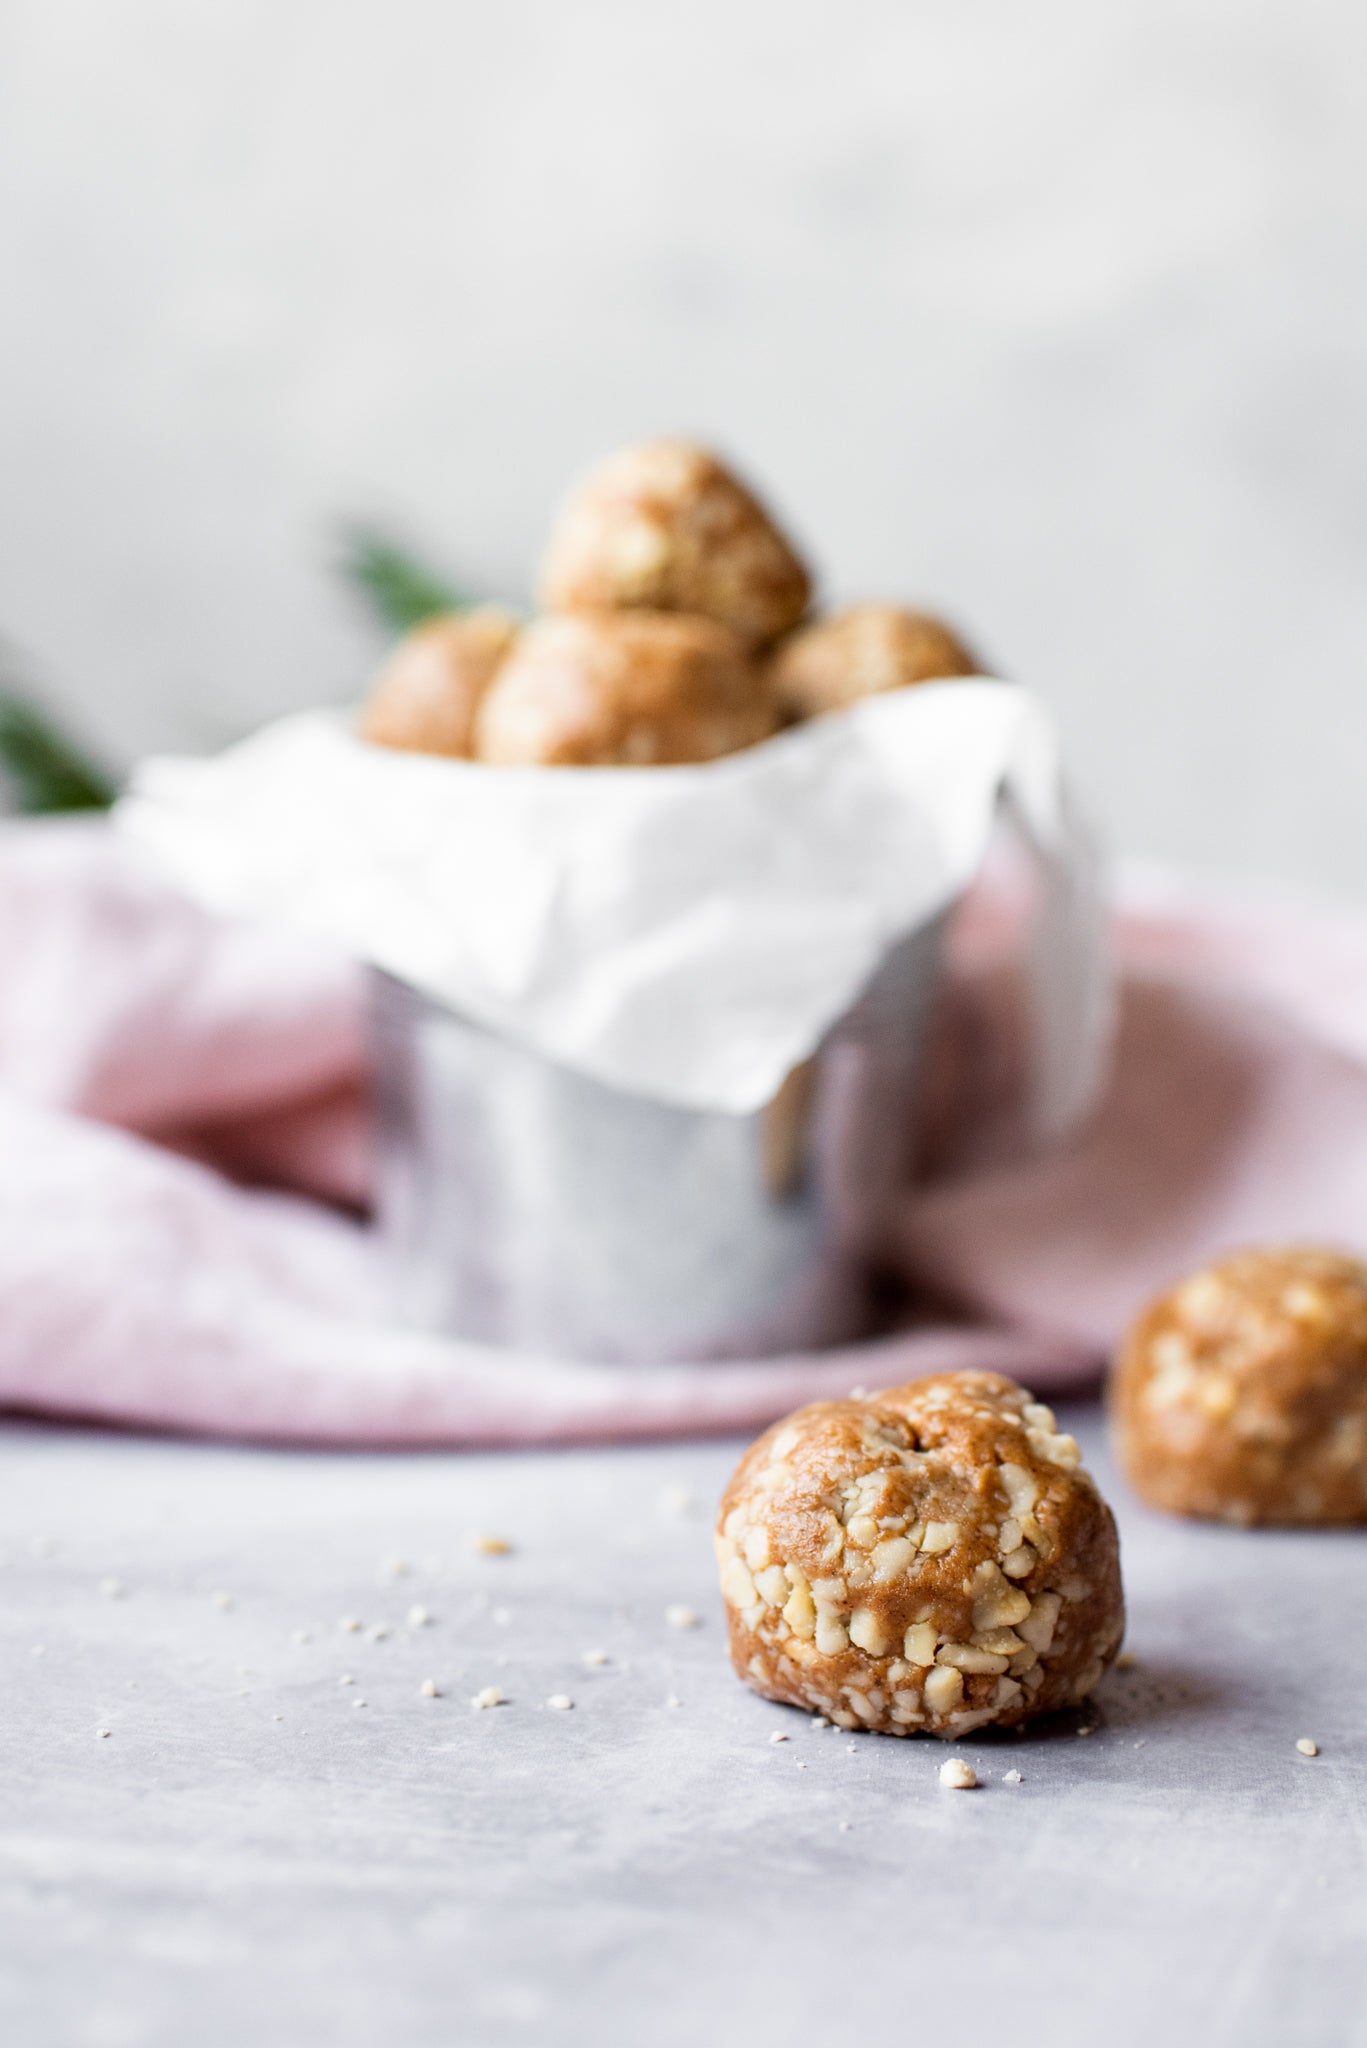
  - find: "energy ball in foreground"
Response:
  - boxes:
[472,611,778,767]
[538,438,812,648]
[716,1372,1124,1739]
[358,607,520,758]
[1111,1245,1367,1525]
[770,603,979,722]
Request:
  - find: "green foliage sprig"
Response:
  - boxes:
[0,652,116,814]
[337,524,471,636]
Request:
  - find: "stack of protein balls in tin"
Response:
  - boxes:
[358,437,981,767]
[361,440,1367,1759]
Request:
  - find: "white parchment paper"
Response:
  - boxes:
[119,680,1107,1120]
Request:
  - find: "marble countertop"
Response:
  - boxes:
[2,1406,1364,2046]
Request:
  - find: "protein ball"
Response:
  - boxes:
[538,438,811,648]
[770,604,979,722]
[716,1371,1124,1739]
[358,607,520,758]
[1111,1245,1367,1525]
[472,611,778,767]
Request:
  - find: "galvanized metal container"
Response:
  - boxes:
[372,916,944,1363]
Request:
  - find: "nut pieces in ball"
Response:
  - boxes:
[359,607,519,758]
[1111,1245,1367,1525]
[473,611,778,767]
[538,437,812,649]
[770,603,979,722]
[716,1371,1124,1739]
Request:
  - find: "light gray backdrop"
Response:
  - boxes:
[2,0,1364,892]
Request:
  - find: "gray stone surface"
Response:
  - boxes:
[1,1406,1364,2045]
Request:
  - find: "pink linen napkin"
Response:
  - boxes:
[2,817,1364,1446]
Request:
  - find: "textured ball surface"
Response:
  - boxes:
[1111,1245,1367,1525]
[716,1371,1124,1739]
[770,603,979,721]
[538,438,811,648]
[472,611,777,767]
[358,608,519,758]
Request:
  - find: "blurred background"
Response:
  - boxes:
[1,0,1364,888]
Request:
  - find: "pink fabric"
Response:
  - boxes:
[2,818,1363,1447]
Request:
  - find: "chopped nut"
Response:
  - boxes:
[920,1521,958,1555]
[814,1612,849,1657]
[1018,1591,1062,1653]
[903,1621,939,1667]
[869,1536,918,1581]
[754,1564,788,1607]
[923,1665,964,1716]
[471,1686,505,1709]
[419,1679,440,1698]
[338,1674,354,1687]
[1296,1737,1319,1757]
[720,1557,758,1610]
[936,1643,1009,1675]
[665,1604,700,1630]
[848,1608,888,1656]
[938,1758,977,1790]
[769,1731,790,1744]
[546,1695,574,1711]
[95,1728,111,1740]
[1002,1769,1023,1784]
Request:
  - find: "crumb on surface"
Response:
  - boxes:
[665,1603,699,1630]
[546,1694,574,1711]
[583,1649,609,1666]
[407,1604,432,1628]
[472,1534,512,1556]
[769,1731,789,1744]
[939,1758,978,1790]
[1003,1769,1024,1784]
[419,1679,440,1698]
[339,1616,362,1633]
[1296,1737,1320,1757]
[471,1685,505,1709]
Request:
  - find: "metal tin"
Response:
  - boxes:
[372,917,944,1362]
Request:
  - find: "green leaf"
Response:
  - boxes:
[337,524,470,635]
[0,687,116,815]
